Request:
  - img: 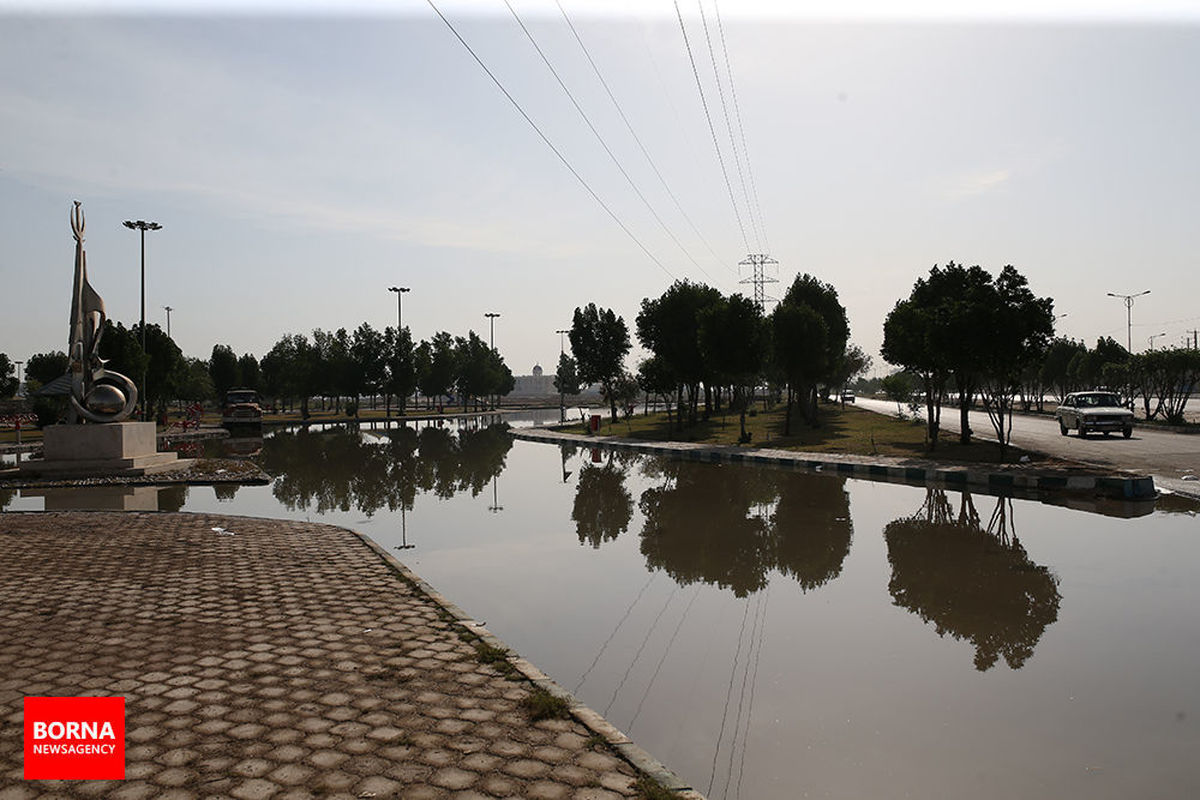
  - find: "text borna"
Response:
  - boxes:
[32,721,117,740]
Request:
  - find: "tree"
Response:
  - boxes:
[384,326,417,415]
[882,297,948,448]
[238,353,261,392]
[636,281,723,427]
[1040,337,1087,403]
[350,322,387,410]
[24,351,69,389]
[209,344,240,399]
[98,321,150,410]
[973,267,1054,455]
[831,344,873,405]
[880,371,915,416]
[178,358,215,403]
[569,303,631,423]
[554,353,581,396]
[698,293,766,441]
[419,332,457,408]
[454,331,494,411]
[603,371,641,421]
[0,354,16,397]
[771,274,848,432]
[134,322,187,419]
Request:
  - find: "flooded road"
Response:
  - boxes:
[5,422,1199,799]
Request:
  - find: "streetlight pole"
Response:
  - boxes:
[164,306,173,339]
[14,361,23,396]
[1148,332,1167,351]
[555,329,569,423]
[124,219,162,421]
[484,312,500,410]
[388,286,410,332]
[1107,290,1150,355]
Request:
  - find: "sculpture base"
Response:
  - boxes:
[19,422,193,478]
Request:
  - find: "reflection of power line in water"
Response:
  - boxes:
[709,595,752,796]
[573,572,656,694]
[729,586,770,800]
[628,586,703,733]
[603,585,680,717]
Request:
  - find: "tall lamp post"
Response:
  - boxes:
[484,312,500,410]
[388,286,410,331]
[124,219,162,420]
[1148,332,1167,351]
[14,361,23,396]
[164,306,173,339]
[1107,290,1150,355]
[556,328,569,422]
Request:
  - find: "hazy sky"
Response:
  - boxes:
[2,1,1199,379]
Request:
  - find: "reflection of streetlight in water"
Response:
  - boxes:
[394,504,415,551]
[489,477,503,513]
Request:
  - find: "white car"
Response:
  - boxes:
[1055,391,1134,439]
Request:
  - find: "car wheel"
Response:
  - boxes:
[1123,427,1132,439]
[1059,419,1068,436]
[1103,431,1111,438]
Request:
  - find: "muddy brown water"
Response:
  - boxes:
[5,419,1199,799]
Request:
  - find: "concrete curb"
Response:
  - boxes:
[351,527,707,799]
[512,428,1157,501]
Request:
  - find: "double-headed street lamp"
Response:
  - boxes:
[388,286,410,331]
[1107,290,1150,355]
[124,219,162,420]
[484,312,500,350]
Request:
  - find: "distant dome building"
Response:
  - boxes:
[532,364,544,376]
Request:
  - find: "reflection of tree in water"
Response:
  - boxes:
[638,461,777,598]
[158,484,188,512]
[0,487,15,511]
[885,489,1061,671]
[212,483,239,502]
[261,423,511,516]
[572,460,633,548]
[771,471,853,591]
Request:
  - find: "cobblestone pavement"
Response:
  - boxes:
[0,512,687,799]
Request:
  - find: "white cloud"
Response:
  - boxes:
[943,168,1012,199]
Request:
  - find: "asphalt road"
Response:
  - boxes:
[855,397,1200,497]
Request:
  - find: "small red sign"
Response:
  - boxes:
[24,697,125,780]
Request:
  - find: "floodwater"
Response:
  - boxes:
[4,420,1199,800]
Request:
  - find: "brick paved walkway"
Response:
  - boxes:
[0,512,691,799]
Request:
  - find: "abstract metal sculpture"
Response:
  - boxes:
[67,201,138,423]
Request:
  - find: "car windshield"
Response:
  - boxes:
[226,391,258,404]
[1077,393,1120,408]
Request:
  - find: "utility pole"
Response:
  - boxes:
[163,306,173,339]
[1188,329,1199,349]
[739,253,779,311]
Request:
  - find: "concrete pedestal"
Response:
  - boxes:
[20,421,192,478]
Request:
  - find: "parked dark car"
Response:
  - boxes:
[221,388,263,429]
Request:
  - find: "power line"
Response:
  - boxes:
[555,0,733,278]
[503,0,717,285]
[713,0,770,254]
[426,0,675,280]
[674,0,751,254]
[697,0,762,253]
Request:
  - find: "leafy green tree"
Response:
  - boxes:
[636,280,723,427]
[178,357,215,403]
[882,297,948,448]
[384,326,417,415]
[24,351,69,389]
[698,293,766,440]
[262,334,313,415]
[0,354,16,397]
[237,353,261,392]
[570,303,631,423]
[98,321,150,411]
[419,332,457,408]
[133,322,187,419]
[454,331,494,411]
[209,344,241,398]
[974,266,1055,455]
[350,322,387,410]
[1039,337,1087,403]
[1068,336,1128,390]
[771,274,848,432]
[554,352,581,397]
[880,371,915,415]
[831,344,873,405]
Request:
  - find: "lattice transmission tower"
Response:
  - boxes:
[739,253,779,310]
